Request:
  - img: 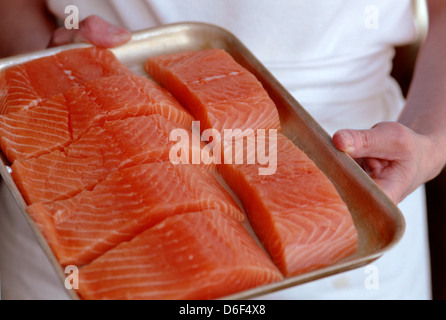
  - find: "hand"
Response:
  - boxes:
[49,15,131,48]
[332,121,445,204]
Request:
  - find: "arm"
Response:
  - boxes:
[398,0,446,170]
[0,0,57,57]
[333,0,446,204]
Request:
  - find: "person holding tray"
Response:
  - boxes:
[0,0,444,300]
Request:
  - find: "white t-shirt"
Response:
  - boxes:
[0,0,431,299]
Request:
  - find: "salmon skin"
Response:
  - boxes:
[27,162,244,266]
[219,133,358,276]
[76,210,283,300]
[0,47,132,115]
[0,74,193,164]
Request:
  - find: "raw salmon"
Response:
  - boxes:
[0,47,132,115]
[65,74,193,139]
[12,150,107,204]
[0,75,193,164]
[0,94,70,164]
[2,46,358,300]
[66,114,187,169]
[144,48,281,133]
[11,115,199,204]
[27,162,244,266]
[76,210,282,300]
[218,133,358,276]
[146,48,357,276]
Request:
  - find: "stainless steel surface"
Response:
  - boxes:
[0,22,405,300]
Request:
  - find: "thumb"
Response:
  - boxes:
[49,15,131,48]
[332,122,409,160]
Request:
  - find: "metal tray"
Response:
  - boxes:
[0,22,405,300]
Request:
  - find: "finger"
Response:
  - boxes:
[333,122,412,160]
[49,15,131,48]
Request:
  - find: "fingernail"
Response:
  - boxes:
[340,132,354,152]
[109,24,130,36]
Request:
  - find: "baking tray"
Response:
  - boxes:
[0,22,405,300]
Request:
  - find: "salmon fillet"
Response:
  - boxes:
[219,133,358,276]
[0,47,132,115]
[145,48,358,276]
[11,115,199,204]
[144,48,281,133]
[12,150,106,205]
[2,46,358,299]
[0,74,193,164]
[76,210,282,300]
[65,74,193,139]
[27,162,244,266]
[0,93,70,164]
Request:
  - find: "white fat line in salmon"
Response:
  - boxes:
[169,121,278,175]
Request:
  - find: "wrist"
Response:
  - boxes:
[419,131,446,182]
